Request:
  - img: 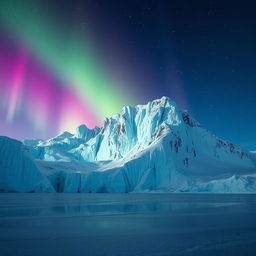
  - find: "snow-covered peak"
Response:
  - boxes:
[54,131,73,140]
[75,124,100,141]
[75,124,89,138]
[1,97,255,193]
[24,97,252,165]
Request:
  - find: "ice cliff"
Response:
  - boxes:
[0,136,53,192]
[1,97,256,192]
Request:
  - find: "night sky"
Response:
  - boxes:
[0,0,255,150]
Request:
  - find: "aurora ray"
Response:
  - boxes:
[0,0,136,137]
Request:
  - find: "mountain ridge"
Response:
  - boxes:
[1,97,255,192]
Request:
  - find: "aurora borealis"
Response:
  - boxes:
[0,0,255,150]
[0,0,135,138]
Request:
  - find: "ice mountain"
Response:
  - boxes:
[1,97,256,192]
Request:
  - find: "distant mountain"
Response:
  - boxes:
[1,97,256,192]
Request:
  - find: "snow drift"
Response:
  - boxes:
[1,97,256,192]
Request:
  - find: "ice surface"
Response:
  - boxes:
[0,193,256,256]
[1,97,256,192]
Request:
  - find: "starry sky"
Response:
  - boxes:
[0,0,255,150]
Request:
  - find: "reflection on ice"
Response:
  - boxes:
[0,193,242,218]
[0,193,256,256]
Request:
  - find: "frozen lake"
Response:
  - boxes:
[0,193,256,256]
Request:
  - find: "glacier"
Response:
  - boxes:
[1,97,256,192]
[0,136,54,192]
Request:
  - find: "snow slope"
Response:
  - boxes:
[0,136,54,192]
[1,97,256,192]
